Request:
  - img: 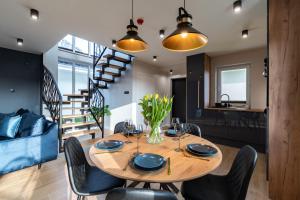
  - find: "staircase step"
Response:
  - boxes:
[63,100,88,104]
[62,114,90,119]
[79,89,89,95]
[63,94,88,98]
[97,70,121,77]
[62,107,90,110]
[94,77,114,83]
[98,63,126,71]
[97,84,108,89]
[62,121,96,129]
[104,54,131,64]
[62,129,99,139]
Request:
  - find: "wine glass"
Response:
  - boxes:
[134,124,143,155]
[171,117,180,132]
[125,119,133,143]
[175,123,185,152]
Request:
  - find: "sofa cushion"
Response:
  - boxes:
[0,115,22,138]
[18,112,46,137]
[16,108,29,116]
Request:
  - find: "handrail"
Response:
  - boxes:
[88,78,105,138]
[42,66,63,151]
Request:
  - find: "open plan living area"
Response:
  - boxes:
[0,0,299,200]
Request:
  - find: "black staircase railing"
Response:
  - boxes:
[42,66,63,151]
[88,78,105,138]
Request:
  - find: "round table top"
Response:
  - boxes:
[89,133,222,183]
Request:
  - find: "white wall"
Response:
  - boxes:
[210,47,267,109]
[132,60,171,126]
[43,44,58,81]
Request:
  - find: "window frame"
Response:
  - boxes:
[58,35,94,57]
[216,63,250,105]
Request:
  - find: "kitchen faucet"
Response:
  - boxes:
[220,93,230,107]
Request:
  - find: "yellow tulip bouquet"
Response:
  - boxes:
[139,94,173,144]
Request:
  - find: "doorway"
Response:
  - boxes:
[172,78,187,123]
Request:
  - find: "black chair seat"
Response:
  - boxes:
[181,174,230,200]
[64,137,126,199]
[78,166,125,195]
[181,145,257,200]
[105,188,178,200]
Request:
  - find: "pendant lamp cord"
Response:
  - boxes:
[184,0,186,9]
[131,0,134,20]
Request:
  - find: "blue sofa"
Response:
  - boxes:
[0,111,58,175]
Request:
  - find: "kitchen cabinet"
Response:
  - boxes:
[186,53,210,120]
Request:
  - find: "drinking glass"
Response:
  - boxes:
[134,124,143,155]
[175,123,185,152]
[171,117,180,132]
[125,119,133,143]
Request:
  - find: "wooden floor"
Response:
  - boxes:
[0,134,269,200]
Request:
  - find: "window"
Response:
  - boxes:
[58,34,73,50]
[217,65,249,103]
[75,37,89,54]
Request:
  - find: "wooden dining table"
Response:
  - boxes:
[89,132,222,192]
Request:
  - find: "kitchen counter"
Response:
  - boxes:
[205,107,265,113]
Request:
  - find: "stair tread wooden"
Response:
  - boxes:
[98,63,126,71]
[94,77,114,83]
[62,114,90,119]
[63,94,88,97]
[63,100,88,104]
[62,121,96,129]
[97,70,121,77]
[62,129,99,139]
[62,107,90,110]
[104,54,131,63]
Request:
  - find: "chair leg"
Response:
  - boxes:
[38,164,42,169]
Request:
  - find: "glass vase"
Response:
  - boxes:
[147,123,164,144]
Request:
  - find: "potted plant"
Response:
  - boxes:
[139,94,173,144]
[90,105,111,122]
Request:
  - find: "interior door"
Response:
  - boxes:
[172,78,187,123]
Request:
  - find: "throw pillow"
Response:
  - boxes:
[0,115,22,138]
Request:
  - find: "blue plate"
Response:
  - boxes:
[133,153,165,170]
[165,129,177,137]
[95,140,124,150]
[187,144,217,156]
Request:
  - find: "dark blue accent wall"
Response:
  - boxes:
[0,47,42,114]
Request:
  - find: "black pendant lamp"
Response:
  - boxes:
[116,0,148,52]
[162,0,208,52]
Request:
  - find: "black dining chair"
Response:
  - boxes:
[181,123,201,137]
[105,188,178,200]
[181,145,257,200]
[114,121,127,134]
[64,137,126,200]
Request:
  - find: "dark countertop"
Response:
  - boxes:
[205,107,265,113]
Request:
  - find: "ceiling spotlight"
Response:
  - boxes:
[112,40,117,47]
[233,0,242,13]
[17,38,23,46]
[30,9,39,20]
[169,69,173,75]
[159,29,165,39]
[153,56,157,62]
[242,29,248,38]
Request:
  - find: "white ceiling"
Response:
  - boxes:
[0,0,267,69]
